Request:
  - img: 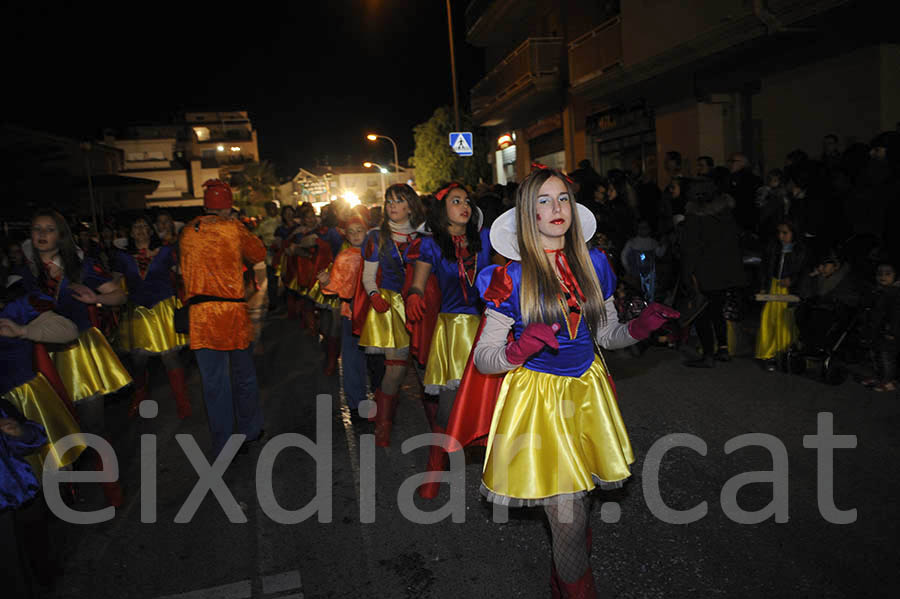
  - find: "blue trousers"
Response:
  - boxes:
[340,317,368,411]
[194,347,263,456]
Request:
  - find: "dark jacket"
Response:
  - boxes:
[759,239,809,293]
[799,264,860,308]
[871,282,900,339]
[728,168,763,231]
[681,194,747,291]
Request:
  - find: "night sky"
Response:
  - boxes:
[5,1,484,179]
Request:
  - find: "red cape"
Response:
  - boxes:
[443,315,511,451]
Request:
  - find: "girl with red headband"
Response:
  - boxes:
[405,182,494,498]
[357,184,425,446]
[469,168,678,597]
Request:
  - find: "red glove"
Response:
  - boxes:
[405,293,425,322]
[505,322,561,365]
[369,291,391,313]
[627,302,680,340]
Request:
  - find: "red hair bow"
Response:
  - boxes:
[435,182,462,202]
[530,162,574,184]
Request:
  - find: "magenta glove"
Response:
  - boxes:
[628,302,681,340]
[506,322,561,365]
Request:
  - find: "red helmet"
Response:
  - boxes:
[203,179,233,210]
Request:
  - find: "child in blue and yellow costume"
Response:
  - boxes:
[1,285,86,478]
[113,215,190,419]
[357,183,427,447]
[405,182,494,499]
[466,167,678,597]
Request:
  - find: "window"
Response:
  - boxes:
[193,127,210,142]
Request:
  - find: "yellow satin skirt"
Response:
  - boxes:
[306,280,341,310]
[3,374,87,475]
[52,327,133,402]
[423,312,480,394]
[482,356,634,506]
[117,296,188,354]
[358,289,409,351]
[755,279,798,360]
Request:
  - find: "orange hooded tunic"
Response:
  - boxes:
[179,215,266,350]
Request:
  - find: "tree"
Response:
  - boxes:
[412,106,491,193]
[230,160,278,216]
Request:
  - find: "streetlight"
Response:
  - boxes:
[365,133,403,174]
[363,161,388,198]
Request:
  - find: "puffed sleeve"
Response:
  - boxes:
[418,235,440,268]
[81,257,111,289]
[477,262,518,322]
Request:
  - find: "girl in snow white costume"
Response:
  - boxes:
[470,167,678,596]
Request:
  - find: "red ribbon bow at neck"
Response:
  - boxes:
[545,249,586,338]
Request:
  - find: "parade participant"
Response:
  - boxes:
[275,205,300,318]
[1,397,50,598]
[154,211,181,246]
[320,214,369,412]
[292,203,335,338]
[405,182,493,499]
[179,180,266,456]
[357,183,425,446]
[1,283,86,477]
[20,210,132,441]
[470,168,677,596]
[255,201,282,311]
[113,216,190,419]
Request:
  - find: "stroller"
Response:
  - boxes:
[780,297,862,385]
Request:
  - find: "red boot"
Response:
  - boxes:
[374,390,397,447]
[167,367,192,419]
[558,568,597,599]
[92,452,123,507]
[418,400,446,499]
[323,336,340,376]
[127,371,149,418]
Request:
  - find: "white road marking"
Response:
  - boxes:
[260,570,302,595]
[154,579,251,599]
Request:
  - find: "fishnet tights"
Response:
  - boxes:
[545,496,590,583]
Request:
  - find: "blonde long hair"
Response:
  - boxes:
[515,169,606,335]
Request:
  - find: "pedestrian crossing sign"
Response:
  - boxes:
[449,132,473,156]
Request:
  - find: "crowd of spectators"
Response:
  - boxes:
[468,128,900,387]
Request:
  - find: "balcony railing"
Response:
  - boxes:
[568,17,622,88]
[471,37,563,117]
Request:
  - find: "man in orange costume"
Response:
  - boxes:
[180,180,267,456]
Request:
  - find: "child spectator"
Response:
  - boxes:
[621,220,666,301]
[756,168,789,238]
[755,220,809,371]
[862,262,900,391]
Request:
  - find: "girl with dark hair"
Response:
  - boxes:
[20,211,132,425]
[358,183,425,446]
[290,202,334,338]
[405,182,493,499]
[17,209,129,506]
[468,168,677,596]
[113,215,191,418]
[755,219,808,371]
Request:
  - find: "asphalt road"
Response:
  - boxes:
[39,312,900,599]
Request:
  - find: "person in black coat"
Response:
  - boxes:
[680,179,748,367]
